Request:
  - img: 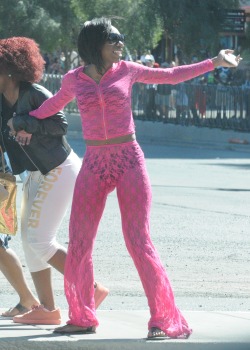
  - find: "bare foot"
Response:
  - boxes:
[94,282,109,309]
[54,324,96,334]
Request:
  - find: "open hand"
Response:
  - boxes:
[212,49,242,68]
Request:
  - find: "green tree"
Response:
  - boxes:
[0,0,60,51]
[0,0,245,64]
[71,0,163,56]
[71,0,241,60]
[152,0,240,60]
[0,0,80,69]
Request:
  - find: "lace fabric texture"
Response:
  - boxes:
[30,60,214,143]
[64,141,192,337]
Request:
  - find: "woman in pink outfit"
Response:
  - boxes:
[28,17,241,338]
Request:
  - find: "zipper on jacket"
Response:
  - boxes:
[97,86,108,141]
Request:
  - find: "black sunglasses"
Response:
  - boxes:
[107,33,125,45]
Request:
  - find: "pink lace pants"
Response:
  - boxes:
[64,140,191,338]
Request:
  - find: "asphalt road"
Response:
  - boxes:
[1,136,250,313]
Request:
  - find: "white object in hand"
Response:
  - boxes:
[223,53,242,67]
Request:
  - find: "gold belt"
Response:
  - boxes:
[85,133,136,146]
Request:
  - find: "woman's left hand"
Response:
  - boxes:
[212,49,242,68]
[7,118,32,145]
[15,130,32,146]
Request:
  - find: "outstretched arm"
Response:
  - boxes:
[132,49,242,86]
[29,72,76,119]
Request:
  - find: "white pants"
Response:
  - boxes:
[21,150,82,272]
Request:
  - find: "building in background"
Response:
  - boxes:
[219,0,250,51]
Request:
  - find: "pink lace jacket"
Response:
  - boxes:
[30,60,214,140]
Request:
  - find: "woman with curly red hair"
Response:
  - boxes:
[0,37,45,83]
[0,37,108,324]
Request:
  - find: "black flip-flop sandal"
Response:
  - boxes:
[147,327,167,340]
[1,303,29,319]
[53,325,96,334]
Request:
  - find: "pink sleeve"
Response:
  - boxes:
[29,72,76,119]
[132,59,214,85]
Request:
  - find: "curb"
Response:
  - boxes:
[1,310,250,350]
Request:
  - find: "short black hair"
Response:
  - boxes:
[78,17,113,74]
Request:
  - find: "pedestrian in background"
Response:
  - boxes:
[242,68,250,120]
[144,55,157,120]
[155,62,172,122]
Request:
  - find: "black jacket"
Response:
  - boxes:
[0,82,71,175]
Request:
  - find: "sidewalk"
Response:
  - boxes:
[1,310,250,350]
[66,113,250,153]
